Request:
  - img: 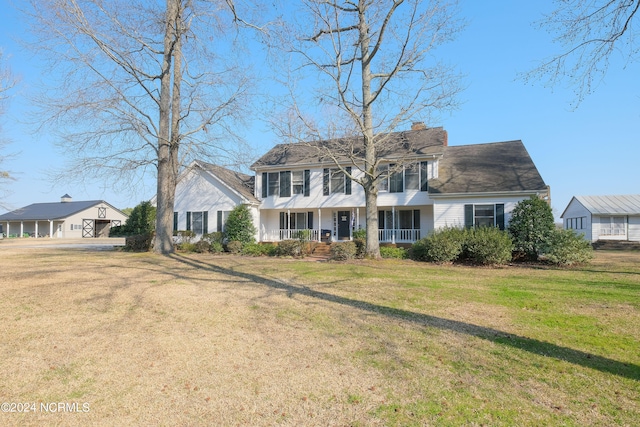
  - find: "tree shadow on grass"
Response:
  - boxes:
[168,254,640,382]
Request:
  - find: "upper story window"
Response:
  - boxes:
[379,162,428,193]
[292,171,305,195]
[323,167,352,195]
[262,170,310,198]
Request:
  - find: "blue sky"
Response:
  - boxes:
[1,0,638,220]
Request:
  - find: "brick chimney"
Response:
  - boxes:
[443,130,448,147]
[411,121,427,131]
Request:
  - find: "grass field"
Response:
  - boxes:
[0,245,638,426]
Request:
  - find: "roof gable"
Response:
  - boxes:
[251,127,447,169]
[193,161,258,203]
[428,140,547,195]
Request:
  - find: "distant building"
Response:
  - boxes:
[561,195,640,242]
[0,194,128,238]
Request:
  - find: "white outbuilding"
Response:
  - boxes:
[0,194,128,238]
[561,194,640,242]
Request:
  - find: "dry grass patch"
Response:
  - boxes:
[0,245,638,426]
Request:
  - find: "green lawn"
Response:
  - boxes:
[0,247,638,426]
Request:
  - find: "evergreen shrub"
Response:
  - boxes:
[462,227,513,265]
[330,241,357,261]
[380,246,407,259]
[543,228,594,266]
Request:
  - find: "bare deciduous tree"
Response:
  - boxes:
[274,0,464,258]
[528,0,640,103]
[23,0,257,253]
[0,49,17,210]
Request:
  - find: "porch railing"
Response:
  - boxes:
[264,228,420,243]
[264,229,320,242]
[600,226,626,236]
[379,229,421,242]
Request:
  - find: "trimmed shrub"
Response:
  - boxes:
[124,233,153,252]
[330,241,357,261]
[180,242,198,253]
[463,227,513,265]
[175,230,196,244]
[508,196,555,261]
[380,246,407,259]
[411,227,465,263]
[276,239,304,257]
[226,240,243,254]
[242,243,277,257]
[542,228,593,266]
[202,232,224,245]
[210,241,224,253]
[194,240,211,253]
[224,205,256,246]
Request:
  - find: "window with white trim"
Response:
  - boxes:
[261,170,310,198]
[378,162,428,193]
[216,210,231,232]
[378,209,420,230]
[279,211,314,230]
[464,204,505,230]
[323,167,352,195]
[186,211,208,234]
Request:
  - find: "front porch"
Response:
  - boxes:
[259,206,427,244]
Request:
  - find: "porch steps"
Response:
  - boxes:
[592,240,640,251]
[309,242,332,260]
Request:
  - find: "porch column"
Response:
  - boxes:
[318,209,321,242]
[49,220,54,238]
[5,222,9,237]
[392,206,396,244]
[35,221,39,238]
[20,221,24,238]
[356,208,360,230]
[287,209,290,239]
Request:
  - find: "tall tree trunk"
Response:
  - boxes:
[358,0,380,259]
[155,0,179,254]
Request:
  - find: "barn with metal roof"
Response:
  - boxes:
[0,194,128,238]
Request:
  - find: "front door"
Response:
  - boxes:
[337,210,351,240]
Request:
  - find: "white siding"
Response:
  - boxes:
[629,216,640,242]
[174,168,258,240]
[433,196,530,230]
[561,198,592,241]
[257,166,434,210]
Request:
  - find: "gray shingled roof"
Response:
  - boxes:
[428,140,547,195]
[251,127,447,169]
[0,200,107,221]
[194,161,258,203]
[572,195,640,215]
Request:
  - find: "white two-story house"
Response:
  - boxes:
[249,126,549,244]
[170,126,548,244]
